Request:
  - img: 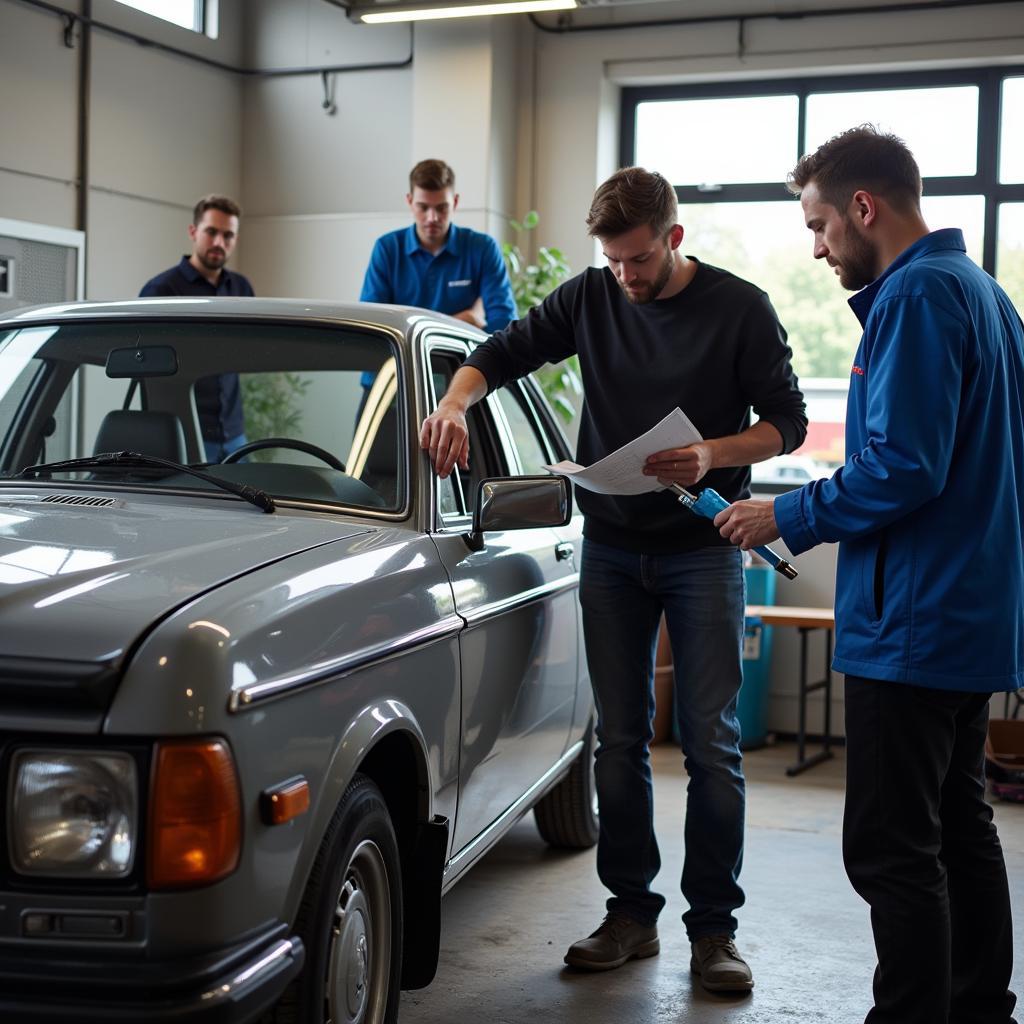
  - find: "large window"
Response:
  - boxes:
[623,67,1024,485]
[113,1,208,34]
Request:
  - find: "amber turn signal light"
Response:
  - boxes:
[261,776,310,825]
[148,739,242,889]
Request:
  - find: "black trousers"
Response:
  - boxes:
[843,677,1018,1024]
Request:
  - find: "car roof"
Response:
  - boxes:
[0,297,485,344]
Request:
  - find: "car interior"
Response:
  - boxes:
[0,320,403,511]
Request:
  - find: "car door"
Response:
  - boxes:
[424,341,580,855]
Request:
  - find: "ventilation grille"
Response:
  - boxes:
[41,494,116,507]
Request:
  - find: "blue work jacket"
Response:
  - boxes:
[774,229,1024,692]
[360,224,516,334]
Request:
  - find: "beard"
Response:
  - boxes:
[620,245,675,305]
[836,219,879,291]
[198,249,226,271]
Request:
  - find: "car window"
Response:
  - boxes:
[429,348,508,522]
[495,384,553,475]
[0,321,403,511]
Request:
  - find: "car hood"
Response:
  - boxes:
[0,491,371,664]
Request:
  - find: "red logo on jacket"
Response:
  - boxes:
[851,365,865,376]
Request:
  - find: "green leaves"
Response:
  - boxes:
[501,211,572,321]
[239,372,312,460]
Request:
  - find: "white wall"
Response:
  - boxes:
[0,0,246,300]
[0,1,83,230]
[240,6,528,303]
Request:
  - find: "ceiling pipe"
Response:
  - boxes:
[528,0,1024,34]
[7,0,413,77]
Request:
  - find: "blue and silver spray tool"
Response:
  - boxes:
[668,483,798,580]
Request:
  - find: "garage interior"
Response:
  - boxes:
[1,0,1022,1020]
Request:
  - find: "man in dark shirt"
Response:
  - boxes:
[140,194,254,462]
[420,167,806,992]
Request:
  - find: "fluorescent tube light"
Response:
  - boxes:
[356,0,576,23]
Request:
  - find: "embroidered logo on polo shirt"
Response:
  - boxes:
[448,279,471,288]
[851,365,864,376]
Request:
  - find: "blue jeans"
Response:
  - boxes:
[203,433,248,464]
[579,537,746,939]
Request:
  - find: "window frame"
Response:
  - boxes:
[492,381,559,476]
[113,0,207,34]
[620,63,1024,276]
[425,341,515,532]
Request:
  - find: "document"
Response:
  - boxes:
[544,407,703,495]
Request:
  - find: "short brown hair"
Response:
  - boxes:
[192,194,241,225]
[586,167,677,240]
[409,159,455,193]
[787,125,922,213]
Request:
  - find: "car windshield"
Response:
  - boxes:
[0,319,404,511]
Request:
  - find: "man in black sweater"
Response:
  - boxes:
[421,167,806,991]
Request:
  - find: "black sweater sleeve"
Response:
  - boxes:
[737,291,808,454]
[464,274,582,391]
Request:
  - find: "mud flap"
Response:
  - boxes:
[400,814,448,990]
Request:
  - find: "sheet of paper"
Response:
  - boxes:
[544,407,703,495]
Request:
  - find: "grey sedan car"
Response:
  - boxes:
[0,299,597,1023]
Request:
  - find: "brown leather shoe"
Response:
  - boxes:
[564,913,660,971]
[690,935,754,992]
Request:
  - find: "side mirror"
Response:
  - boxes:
[466,475,572,551]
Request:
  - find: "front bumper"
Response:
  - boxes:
[0,924,304,1023]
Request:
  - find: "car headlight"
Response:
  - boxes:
[9,750,138,878]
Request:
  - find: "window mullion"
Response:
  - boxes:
[978,70,1002,274]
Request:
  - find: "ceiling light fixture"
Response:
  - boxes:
[351,0,577,24]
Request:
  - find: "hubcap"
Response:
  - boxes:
[325,839,392,1024]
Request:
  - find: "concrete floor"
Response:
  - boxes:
[402,741,1024,1024]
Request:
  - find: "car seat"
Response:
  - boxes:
[93,410,188,464]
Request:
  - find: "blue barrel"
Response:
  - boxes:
[737,564,777,749]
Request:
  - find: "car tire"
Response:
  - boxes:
[272,774,403,1024]
[533,721,599,849]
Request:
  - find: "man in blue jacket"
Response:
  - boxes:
[716,126,1021,1024]
[360,159,516,333]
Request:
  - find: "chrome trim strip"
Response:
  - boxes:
[443,738,585,887]
[197,937,301,1005]
[462,573,579,627]
[230,614,463,711]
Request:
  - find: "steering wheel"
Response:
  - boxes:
[220,437,346,472]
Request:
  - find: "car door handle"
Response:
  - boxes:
[555,542,574,562]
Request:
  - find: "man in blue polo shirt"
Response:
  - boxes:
[140,194,254,463]
[715,127,1020,1024]
[360,159,516,332]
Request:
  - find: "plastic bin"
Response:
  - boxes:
[736,562,777,749]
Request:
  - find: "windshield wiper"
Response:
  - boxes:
[19,451,275,513]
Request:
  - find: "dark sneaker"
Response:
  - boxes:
[564,913,660,971]
[690,935,754,992]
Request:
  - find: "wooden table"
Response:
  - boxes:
[746,605,836,776]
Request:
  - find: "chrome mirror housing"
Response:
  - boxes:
[467,476,572,550]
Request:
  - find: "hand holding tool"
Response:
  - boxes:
[669,483,798,580]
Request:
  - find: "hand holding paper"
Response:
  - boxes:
[544,408,703,495]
